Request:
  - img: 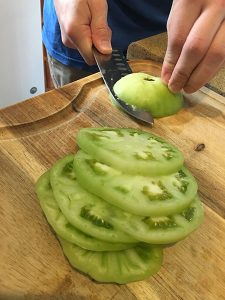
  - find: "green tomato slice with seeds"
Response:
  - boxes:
[35,171,136,251]
[113,73,183,118]
[38,155,203,246]
[74,150,198,216]
[50,155,137,244]
[107,196,204,244]
[59,237,163,284]
[76,127,184,176]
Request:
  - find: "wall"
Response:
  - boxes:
[0,0,45,109]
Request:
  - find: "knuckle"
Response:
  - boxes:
[63,27,72,38]
[164,53,176,69]
[173,68,189,81]
[63,22,77,38]
[92,25,111,41]
[61,35,71,47]
[169,36,185,51]
[184,37,206,57]
[93,25,109,35]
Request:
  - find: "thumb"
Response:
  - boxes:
[89,0,112,54]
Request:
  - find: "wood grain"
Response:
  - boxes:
[0,60,224,300]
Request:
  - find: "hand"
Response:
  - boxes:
[161,0,225,93]
[54,0,112,65]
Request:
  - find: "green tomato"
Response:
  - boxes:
[59,237,163,284]
[49,155,137,244]
[35,171,136,251]
[113,72,183,118]
[76,127,184,176]
[74,150,197,216]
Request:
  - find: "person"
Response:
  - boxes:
[42,0,225,93]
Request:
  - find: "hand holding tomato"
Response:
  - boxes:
[161,0,225,93]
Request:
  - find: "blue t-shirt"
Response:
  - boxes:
[42,0,172,71]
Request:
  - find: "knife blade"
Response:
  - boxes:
[93,47,154,125]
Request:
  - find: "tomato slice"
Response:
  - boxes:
[50,155,137,244]
[74,150,198,216]
[76,128,184,176]
[35,171,136,251]
[59,237,163,284]
[113,73,183,118]
[37,155,203,247]
[107,196,204,244]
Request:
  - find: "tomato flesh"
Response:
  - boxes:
[74,150,198,216]
[108,196,204,244]
[50,155,137,244]
[113,73,183,118]
[59,237,163,284]
[36,171,137,251]
[76,128,184,176]
[35,127,204,284]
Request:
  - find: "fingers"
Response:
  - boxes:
[162,0,225,93]
[161,0,201,84]
[54,0,110,65]
[67,24,96,65]
[60,0,95,65]
[69,0,111,64]
[183,20,225,93]
[89,0,112,54]
[168,7,225,93]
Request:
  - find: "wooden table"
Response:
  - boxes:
[0,60,225,300]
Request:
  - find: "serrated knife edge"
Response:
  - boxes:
[93,47,154,125]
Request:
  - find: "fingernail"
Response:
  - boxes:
[100,41,112,52]
[168,82,180,93]
[162,71,171,84]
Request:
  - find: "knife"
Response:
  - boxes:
[93,47,154,125]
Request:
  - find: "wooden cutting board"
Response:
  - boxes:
[0,60,225,300]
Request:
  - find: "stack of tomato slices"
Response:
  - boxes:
[36,127,204,284]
